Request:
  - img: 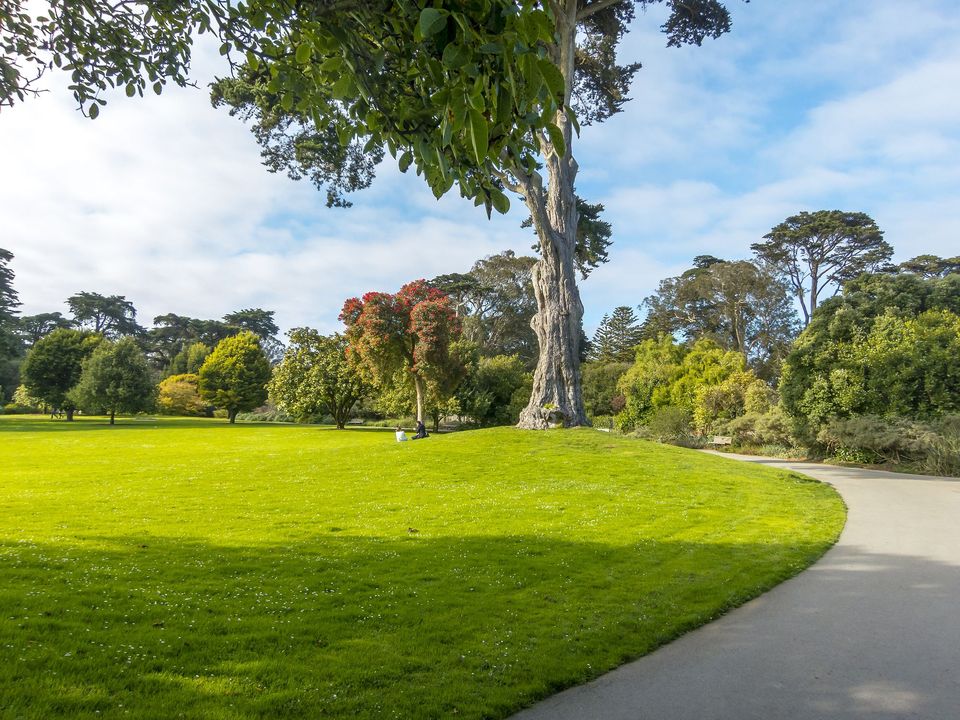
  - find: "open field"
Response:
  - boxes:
[0,416,845,719]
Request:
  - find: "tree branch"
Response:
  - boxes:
[576,0,627,22]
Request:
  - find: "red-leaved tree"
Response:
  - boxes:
[340,280,461,423]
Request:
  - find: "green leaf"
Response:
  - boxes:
[331,74,353,100]
[479,42,503,54]
[537,59,565,98]
[441,43,469,69]
[280,93,294,111]
[219,42,230,56]
[125,83,136,98]
[153,82,162,95]
[246,51,260,71]
[295,43,312,64]
[398,151,413,173]
[419,8,447,38]
[468,109,488,165]
[490,188,510,215]
[88,103,99,119]
[546,123,565,157]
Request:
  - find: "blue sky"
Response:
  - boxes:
[1,0,958,337]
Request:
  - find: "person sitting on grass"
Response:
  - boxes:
[412,419,428,440]
[395,425,408,442]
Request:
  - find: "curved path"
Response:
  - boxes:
[512,454,960,720]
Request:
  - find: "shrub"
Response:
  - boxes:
[646,405,694,444]
[157,374,207,416]
[817,414,960,475]
[234,409,294,423]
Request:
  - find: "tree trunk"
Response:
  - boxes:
[65,408,74,421]
[413,374,425,423]
[516,0,588,429]
[228,408,238,424]
[109,410,115,425]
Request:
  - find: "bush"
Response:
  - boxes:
[720,405,794,447]
[645,405,697,446]
[817,414,960,475]
[234,409,295,423]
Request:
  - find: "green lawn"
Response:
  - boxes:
[0,416,845,719]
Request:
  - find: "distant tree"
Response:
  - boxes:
[67,291,144,338]
[156,373,207,416]
[751,211,893,325]
[168,342,211,376]
[0,249,23,393]
[69,337,156,424]
[642,258,799,379]
[896,254,960,279]
[17,312,72,347]
[590,306,643,362]
[223,308,283,362]
[21,328,101,420]
[0,248,19,320]
[198,331,271,423]
[147,314,235,368]
[341,280,461,424]
[269,329,369,428]
[432,251,538,366]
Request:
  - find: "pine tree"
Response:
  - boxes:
[590,307,643,363]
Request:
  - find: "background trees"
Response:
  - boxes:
[269,329,369,428]
[780,270,960,441]
[67,291,144,338]
[641,257,798,379]
[752,211,893,325]
[21,329,101,420]
[198,332,271,423]
[69,337,156,424]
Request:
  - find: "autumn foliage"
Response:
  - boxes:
[340,280,461,421]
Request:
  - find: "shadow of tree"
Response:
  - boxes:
[0,533,836,720]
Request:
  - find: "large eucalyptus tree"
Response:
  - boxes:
[4,0,735,427]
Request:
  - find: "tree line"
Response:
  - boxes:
[2,205,959,472]
[580,211,959,473]
[0,249,544,429]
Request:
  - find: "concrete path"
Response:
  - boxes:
[512,455,960,720]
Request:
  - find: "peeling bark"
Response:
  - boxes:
[516,0,589,429]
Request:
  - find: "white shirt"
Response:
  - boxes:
[395,430,408,442]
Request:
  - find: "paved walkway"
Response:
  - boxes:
[512,455,960,720]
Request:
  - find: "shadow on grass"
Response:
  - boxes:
[0,532,839,720]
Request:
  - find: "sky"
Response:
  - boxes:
[2,0,959,338]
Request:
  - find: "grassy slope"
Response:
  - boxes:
[0,417,845,719]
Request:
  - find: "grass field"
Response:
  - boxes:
[0,416,845,719]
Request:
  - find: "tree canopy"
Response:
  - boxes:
[21,328,101,420]
[341,280,461,423]
[269,329,369,428]
[198,331,271,422]
[641,257,798,379]
[67,291,144,338]
[69,337,156,424]
[751,210,893,325]
[780,270,960,440]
